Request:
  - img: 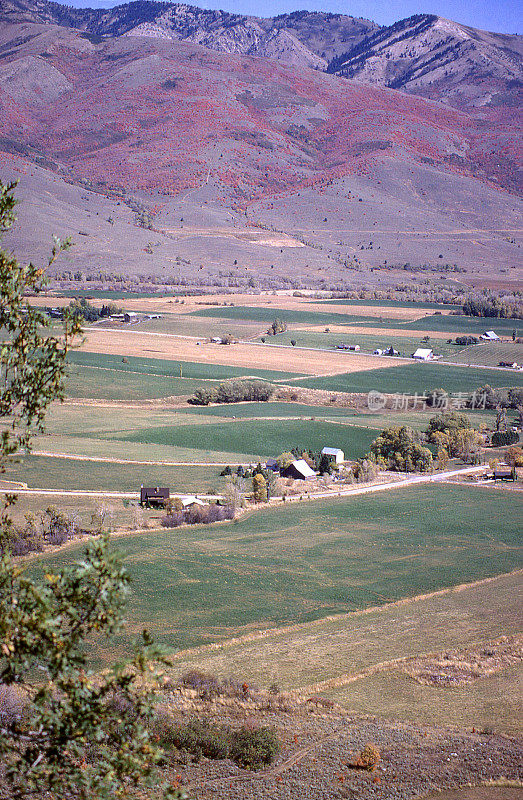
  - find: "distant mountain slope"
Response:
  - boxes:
[0,1,378,72]
[327,13,523,111]
[2,0,521,111]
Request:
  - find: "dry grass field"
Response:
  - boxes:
[78,328,410,375]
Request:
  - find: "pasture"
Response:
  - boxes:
[121,418,377,460]
[293,362,523,395]
[33,484,523,657]
[4,454,223,494]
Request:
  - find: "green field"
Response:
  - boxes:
[447,341,523,366]
[399,314,520,336]
[65,351,301,400]
[261,330,463,359]
[293,363,523,395]
[121,418,377,460]
[33,485,523,656]
[190,305,393,326]
[4,455,223,494]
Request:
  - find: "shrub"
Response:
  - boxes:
[156,717,279,769]
[355,743,381,771]
[491,430,519,446]
[190,379,274,405]
[229,725,280,769]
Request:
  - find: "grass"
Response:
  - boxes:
[120,419,377,460]
[292,363,523,395]
[64,351,302,400]
[4,455,224,494]
[33,484,523,657]
[447,341,523,367]
[263,330,463,359]
[326,663,523,737]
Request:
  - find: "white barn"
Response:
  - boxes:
[412,348,433,360]
[321,447,345,464]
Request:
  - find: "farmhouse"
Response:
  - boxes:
[480,330,500,341]
[384,346,400,356]
[321,447,344,464]
[140,486,170,507]
[373,348,383,356]
[265,457,279,472]
[412,348,433,360]
[280,459,316,480]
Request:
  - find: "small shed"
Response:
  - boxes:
[140,486,170,507]
[180,495,206,508]
[321,447,345,464]
[412,348,433,360]
[480,330,499,341]
[280,459,316,480]
[493,468,516,481]
[124,312,139,323]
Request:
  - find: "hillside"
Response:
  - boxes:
[0,1,378,72]
[327,13,523,112]
[1,18,521,284]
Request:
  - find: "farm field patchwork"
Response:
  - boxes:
[64,351,301,400]
[33,485,523,657]
[75,329,409,377]
[260,330,465,359]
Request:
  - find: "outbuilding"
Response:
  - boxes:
[280,459,316,480]
[180,495,206,508]
[480,330,500,341]
[321,447,345,464]
[412,348,433,360]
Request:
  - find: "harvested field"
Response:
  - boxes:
[77,329,409,375]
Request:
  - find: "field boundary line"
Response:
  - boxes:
[168,568,523,663]
[30,451,235,467]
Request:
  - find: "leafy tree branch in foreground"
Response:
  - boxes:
[0,179,186,800]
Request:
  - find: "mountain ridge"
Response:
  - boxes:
[2,0,521,112]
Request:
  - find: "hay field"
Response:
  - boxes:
[33,484,523,655]
[77,328,409,375]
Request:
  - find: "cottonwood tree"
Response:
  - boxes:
[0,180,186,800]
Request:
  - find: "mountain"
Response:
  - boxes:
[0,14,521,286]
[327,13,523,112]
[0,1,378,72]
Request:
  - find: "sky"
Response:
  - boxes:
[68,0,522,34]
